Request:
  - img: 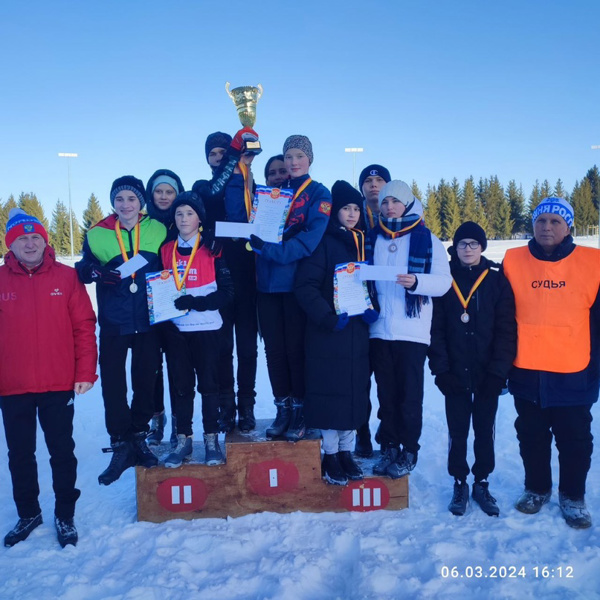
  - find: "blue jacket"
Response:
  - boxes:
[255,174,332,293]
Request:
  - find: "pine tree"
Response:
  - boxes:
[438,179,462,240]
[0,195,19,256]
[17,192,49,231]
[461,177,479,223]
[527,181,542,233]
[505,180,526,235]
[480,176,509,239]
[50,200,71,255]
[554,178,567,199]
[81,193,104,235]
[540,179,552,200]
[571,179,598,235]
[411,181,422,201]
[585,165,600,213]
[423,185,442,238]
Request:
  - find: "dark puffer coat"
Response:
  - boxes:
[295,222,371,430]
[428,253,517,392]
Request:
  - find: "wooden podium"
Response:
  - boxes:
[136,421,409,523]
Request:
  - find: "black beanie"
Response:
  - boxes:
[358,164,391,192]
[171,191,206,225]
[453,221,487,251]
[110,175,146,208]
[331,180,363,219]
[205,132,232,162]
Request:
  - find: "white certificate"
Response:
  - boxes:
[145,270,187,325]
[117,253,148,278]
[215,221,258,239]
[334,262,374,317]
[359,265,407,281]
[250,186,294,244]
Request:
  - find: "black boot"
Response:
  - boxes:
[98,440,136,485]
[131,432,158,468]
[4,513,43,547]
[448,480,469,516]
[338,450,364,480]
[218,397,236,434]
[55,516,78,548]
[238,405,256,433]
[321,453,348,486]
[283,398,305,442]
[266,396,292,438]
[354,423,373,458]
[146,411,166,446]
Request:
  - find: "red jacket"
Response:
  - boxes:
[0,246,98,396]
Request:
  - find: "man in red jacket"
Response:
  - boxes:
[0,209,98,548]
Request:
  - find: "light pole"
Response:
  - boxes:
[344,147,364,189]
[592,145,600,248]
[58,152,78,259]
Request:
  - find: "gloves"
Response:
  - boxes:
[231,126,259,152]
[249,234,265,253]
[203,229,223,257]
[174,295,208,312]
[478,374,506,398]
[362,309,379,324]
[88,265,121,285]
[333,312,350,332]
[435,372,464,397]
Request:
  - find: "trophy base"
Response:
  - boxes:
[244,140,262,155]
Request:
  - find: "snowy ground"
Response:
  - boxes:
[0,238,599,600]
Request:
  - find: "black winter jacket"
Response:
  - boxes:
[295,222,371,430]
[429,254,517,393]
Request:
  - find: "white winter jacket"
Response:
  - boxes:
[369,231,451,345]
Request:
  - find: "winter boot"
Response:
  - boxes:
[54,516,78,548]
[146,411,166,446]
[472,481,500,516]
[218,400,236,434]
[203,433,225,466]
[170,414,178,448]
[322,453,348,486]
[354,423,373,458]
[98,440,136,485]
[338,450,364,480]
[131,432,159,468]
[266,396,292,438]
[238,405,256,433]
[449,480,469,516]
[4,513,43,547]
[373,447,400,476]
[559,493,592,529]
[386,449,418,479]
[283,398,305,442]
[164,434,193,468]
[515,489,551,514]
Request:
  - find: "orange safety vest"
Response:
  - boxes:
[503,245,600,373]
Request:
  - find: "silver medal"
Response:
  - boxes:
[130,282,138,293]
[460,312,470,323]
[389,243,398,253]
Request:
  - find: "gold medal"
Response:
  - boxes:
[129,282,138,294]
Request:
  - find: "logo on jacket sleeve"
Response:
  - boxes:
[319,201,332,216]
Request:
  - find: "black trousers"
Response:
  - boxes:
[514,397,593,498]
[99,330,161,442]
[257,291,306,399]
[445,392,498,482]
[219,239,258,409]
[1,391,80,520]
[162,324,221,435]
[151,325,177,416]
[370,339,427,453]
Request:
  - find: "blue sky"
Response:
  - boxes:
[1,0,598,220]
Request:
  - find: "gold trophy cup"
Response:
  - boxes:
[225,82,263,153]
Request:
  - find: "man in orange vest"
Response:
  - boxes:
[503,197,599,529]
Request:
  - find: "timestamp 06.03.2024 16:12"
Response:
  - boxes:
[440,565,574,579]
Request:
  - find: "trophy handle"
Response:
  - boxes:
[257,84,263,100]
[225,81,233,100]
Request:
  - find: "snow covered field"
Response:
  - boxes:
[0,238,598,600]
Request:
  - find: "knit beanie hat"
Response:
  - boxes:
[359,164,391,191]
[453,221,487,251]
[5,208,49,248]
[532,196,574,228]
[170,191,206,225]
[151,175,180,195]
[110,175,146,209]
[331,180,363,218]
[283,135,313,165]
[378,180,415,208]
[205,131,232,162]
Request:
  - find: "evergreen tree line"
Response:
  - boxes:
[0,166,599,255]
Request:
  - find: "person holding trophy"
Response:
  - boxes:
[249,134,332,442]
